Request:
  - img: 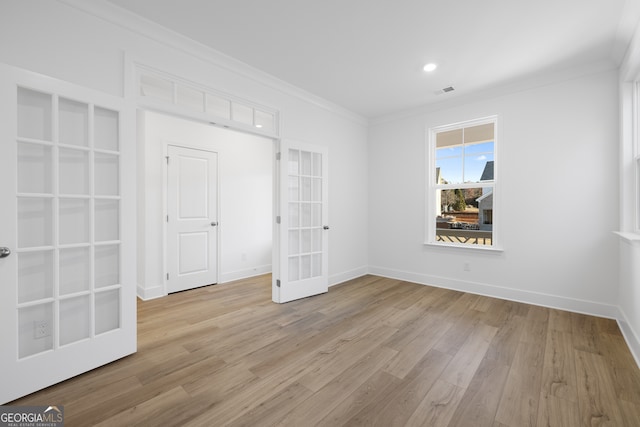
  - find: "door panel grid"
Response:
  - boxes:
[287,149,323,281]
[16,86,121,358]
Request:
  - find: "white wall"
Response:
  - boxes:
[139,112,272,298]
[0,1,370,297]
[369,69,621,316]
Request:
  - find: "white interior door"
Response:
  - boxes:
[0,65,136,404]
[166,145,218,293]
[273,141,328,303]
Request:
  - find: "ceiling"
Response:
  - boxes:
[106,0,640,119]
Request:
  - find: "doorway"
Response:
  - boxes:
[137,111,273,299]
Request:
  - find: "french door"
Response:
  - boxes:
[0,65,136,403]
[273,141,328,303]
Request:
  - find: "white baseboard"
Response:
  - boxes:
[220,264,272,284]
[329,266,369,287]
[616,308,640,370]
[136,283,165,301]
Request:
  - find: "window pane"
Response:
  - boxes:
[464,141,494,183]
[140,74,173,103]
[637,158,640,230]
[435,186,493,246]
[231,102,253,125]
[18,88,52,141]
[206,94,231,120]
[435,152,462,184]
[176,85,204,112]
[94,107,119,151]
[254,110,274,131]
[59,98,88,147]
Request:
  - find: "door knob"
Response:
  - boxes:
[211,222,218,227]
[323,225,330,230]
[0,247,11,258]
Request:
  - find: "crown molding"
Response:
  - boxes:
[57,0,368,126]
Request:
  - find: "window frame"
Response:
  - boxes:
[635,82,640,233]
[425,115,501,251]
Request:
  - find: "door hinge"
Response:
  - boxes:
[276,152,281,161]
[166,273,169,280]
[276,216,281,224]
[166,215,169,222]
[276,279,281,288]
[166,156,169,164]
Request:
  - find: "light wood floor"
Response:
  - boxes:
[11,274,640,426]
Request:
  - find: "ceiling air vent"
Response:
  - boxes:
[434,86,455,95]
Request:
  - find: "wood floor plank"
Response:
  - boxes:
[447,357,510,427]
[483,309,526,365]
[535,393,580,427]
[571,312,603,355]
[547,308,573,333]
[298,324,399,392]
[383,314,452,379]
[439,322,498,388]
[619,399,640,427]
[494,341,546,427]
[575,349,626,426]
[9,274,640,427]
[226,381,314,427]
[346,349,452,427]
[274,346,398,426]
[315,370,402,427]
[540,330,578,402]
[94,386,192,427]
[404,379,465,427]
[598,332,640,404]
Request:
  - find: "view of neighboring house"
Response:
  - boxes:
[477,160,493,231]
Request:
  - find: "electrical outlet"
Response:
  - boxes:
[34,320,51,339]
[464,262,471,272]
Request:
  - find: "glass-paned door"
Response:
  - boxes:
[274,141,328,303]
[0,65,135,404]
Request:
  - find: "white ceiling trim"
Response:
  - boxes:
[57,0,368,126]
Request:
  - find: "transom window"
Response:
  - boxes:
[427,116,498,248]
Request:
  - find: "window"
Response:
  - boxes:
[427,116,497,248]
[636,151,640,232]
[634,82,640,233]
[137,67,279,135]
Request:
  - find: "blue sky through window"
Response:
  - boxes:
[436,141,494,184]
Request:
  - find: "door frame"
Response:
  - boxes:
[129,61,320,303]
[136,106,278,300]
[163,142,220,294]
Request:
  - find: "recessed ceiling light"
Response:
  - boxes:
[423,63,437,72]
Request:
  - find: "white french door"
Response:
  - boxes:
[166,145,218,293]
[0,65,136,403]
[273,141,328,303]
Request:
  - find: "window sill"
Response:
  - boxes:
[614,231,640,244]
[424,241,504,252]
